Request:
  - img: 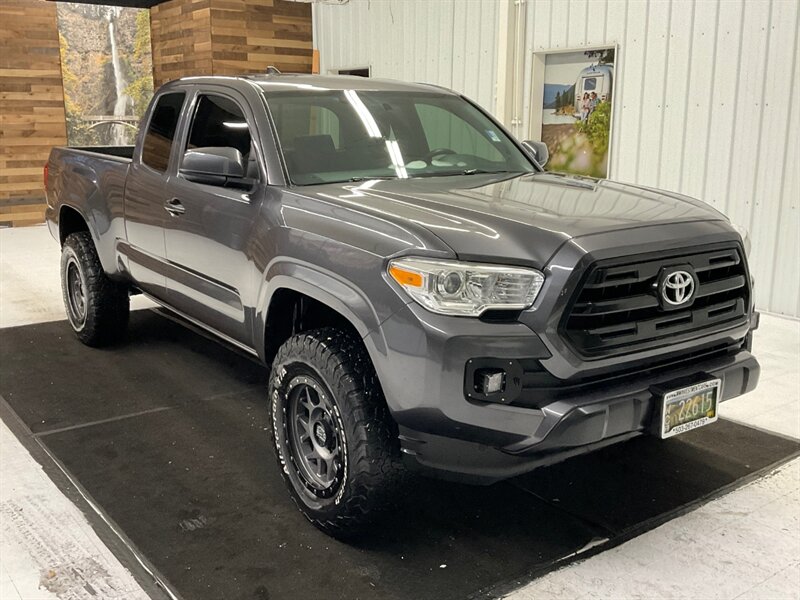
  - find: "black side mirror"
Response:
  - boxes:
[180,147,253,188]
[521,140,549,168]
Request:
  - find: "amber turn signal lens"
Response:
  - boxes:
[389,265,423,288]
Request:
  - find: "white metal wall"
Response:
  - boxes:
[520,0,800,318]
[314,0,800,317]
[314,0,501,112]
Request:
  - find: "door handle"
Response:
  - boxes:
[164,198,185,217]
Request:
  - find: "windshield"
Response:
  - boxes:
[263,90,535,185]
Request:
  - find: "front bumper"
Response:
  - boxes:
[365,302,759,484]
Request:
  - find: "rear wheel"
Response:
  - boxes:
[268,327,403,537]
[60,232,129,346]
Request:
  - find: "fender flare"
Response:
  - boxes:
[58,202,96,247]
[55,156,117,275]
[254,260,388,361]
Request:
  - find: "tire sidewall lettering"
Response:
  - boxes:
[270,362,349,507]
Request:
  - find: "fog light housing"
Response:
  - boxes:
[475,368,506,395]
[465,358,525,404]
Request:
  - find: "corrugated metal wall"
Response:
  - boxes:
[314,0,501,112]
[520,0,800,318]
[315,0,800,317]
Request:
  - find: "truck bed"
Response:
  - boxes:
[58,145,135,162]
[46,145,135,272]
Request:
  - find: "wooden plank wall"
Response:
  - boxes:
[0,0,67,227]
[0,0,311,226]
[151,0,312,88]
[210,0,312,77]
[151,0,213,89]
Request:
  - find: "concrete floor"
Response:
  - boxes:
[0,419,151,600]
[1,225,798,600]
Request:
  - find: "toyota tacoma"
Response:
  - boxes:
[45,74,760,535]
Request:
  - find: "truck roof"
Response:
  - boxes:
[162,73,457,95]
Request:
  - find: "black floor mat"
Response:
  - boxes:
[2,311,797,600]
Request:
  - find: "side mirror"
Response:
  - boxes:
[521,140,549,168]
[180,147,251,187]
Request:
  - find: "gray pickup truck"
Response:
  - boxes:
[46,74,759,535]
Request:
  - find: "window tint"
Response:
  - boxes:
[415,103,503,162]
[264,90,534,185]
[186,95,253,156]
[142,92,185,172]
[183,94,258,181]
[583,77,597,91]
[271,103,341,150]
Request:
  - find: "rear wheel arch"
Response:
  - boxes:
[58,205,90,246]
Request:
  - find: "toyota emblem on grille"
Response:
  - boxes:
[661,270,695,306]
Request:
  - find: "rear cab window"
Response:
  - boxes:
[141,92,185,172]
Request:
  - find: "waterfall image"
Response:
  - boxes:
[107,7,132,145]
[56,3,154,147]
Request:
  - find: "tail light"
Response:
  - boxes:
[43,163,49,189]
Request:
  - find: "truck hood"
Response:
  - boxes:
[301,172,728,266]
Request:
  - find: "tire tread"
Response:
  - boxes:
[61,232,129,346]
[269,327,404,536]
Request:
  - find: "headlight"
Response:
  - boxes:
[731,223,751,256]
[387,257,544,316]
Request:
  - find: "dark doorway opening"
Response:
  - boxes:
[338,67,370,77]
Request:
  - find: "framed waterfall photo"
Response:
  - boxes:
[56,3,154,147]
[530,46,617,179]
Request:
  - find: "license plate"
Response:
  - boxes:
[660,379,721,439]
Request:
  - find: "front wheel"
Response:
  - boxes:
[61,232,129,347]
[268,328,404,537]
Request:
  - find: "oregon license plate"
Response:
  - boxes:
[660,379,721,439]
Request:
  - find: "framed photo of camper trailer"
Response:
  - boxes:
[529,45,618,179]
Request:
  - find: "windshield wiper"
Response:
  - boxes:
[299,176,397,186]
[462,169,522,175]
[412,169,524,179]
[348,175,397,182]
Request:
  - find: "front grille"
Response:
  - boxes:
[562,245,750,357]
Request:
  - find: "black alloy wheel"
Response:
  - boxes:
[286,376,346,497]
[268,328,404,537]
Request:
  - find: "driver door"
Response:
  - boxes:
[162,90,265,346]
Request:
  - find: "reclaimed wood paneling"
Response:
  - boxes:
[0,0,67,226]
[210,0,312,77]
[151,0,311,87]
[150,0,213,88]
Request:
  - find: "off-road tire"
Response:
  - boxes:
[61,232,129,347]
[268,327,404,537]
